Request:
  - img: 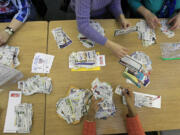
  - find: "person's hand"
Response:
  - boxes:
[144,11,160,29]
[122,89,137,117]
[0,31,11,46]
[168,13,180,30]
[86,97,102,122]
[105,40,128,58]
[118,14,131,29]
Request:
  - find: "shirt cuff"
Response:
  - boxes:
[100,37,108,46]
[83,120,96,135]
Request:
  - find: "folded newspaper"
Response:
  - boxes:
[18,75,52,96]
[91,78,116,119]
[15,103,33,133]
[56,87,92,124]
[0,64,23,87]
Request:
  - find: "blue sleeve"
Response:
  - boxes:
[108,0,123,19]
[13,0,31,22]
[128,0,143,11]
[75,0,107,45]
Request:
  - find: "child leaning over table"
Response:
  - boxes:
[0,0,36,46]
[83,90,145,135]
[70,0,130,59]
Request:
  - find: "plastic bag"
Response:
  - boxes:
[160,43,180,60]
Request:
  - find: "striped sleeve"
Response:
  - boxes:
[13,0,31,22]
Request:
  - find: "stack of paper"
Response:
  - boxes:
[120,51,152,88]
[91,78,116,119]
[18,75,52,96]
[160,19,175,38]
[69,50,105,71]
[52,27,72,48]
[15,103,33,133]
[136,20,156,47]
[56,87,92,124]
[31,53,54,73]
[0,45,20,68]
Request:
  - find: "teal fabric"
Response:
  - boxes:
[128,0,180,16]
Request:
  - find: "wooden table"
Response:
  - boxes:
[46,19,180,135]
[0,21,48,135]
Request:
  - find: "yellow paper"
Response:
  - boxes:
[71,52,101,71]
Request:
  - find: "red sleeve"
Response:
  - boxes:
[83,120,96,135]
[126,115,145,135]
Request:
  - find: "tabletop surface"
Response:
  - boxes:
[0,21,48,135]
[45,19,180,135]
[0,19,180,135]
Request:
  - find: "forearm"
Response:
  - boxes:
[8,18,23,31]
[77,19,107,45]
[126,115,145,135]
[137,6,152,18]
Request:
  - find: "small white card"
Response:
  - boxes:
[97,55,106,66]
[3,91,22,133]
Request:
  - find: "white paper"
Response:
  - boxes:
[97,55,106,66]
[4,91,22,133]
[31,53,55,73]
[115,86,161,108]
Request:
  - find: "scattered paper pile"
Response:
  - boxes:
[56,87,92,124]
[18,75,52,96]
[114,20,156,47]
[91,78,116,119]
[15,103,33,133]
[136,20,156,47]
[0,45,20,68]
[52,27,72,48]
[31,52,54,73]
[78,20,105,48]
[160,42,180,60]
[160,19,175,38]
[69,50,105,69]
[115,85,161,108]
[120,51,152,88]
[0,64,23,87]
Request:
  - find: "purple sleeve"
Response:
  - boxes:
[108,0,123,18]
[75,0,107,45]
